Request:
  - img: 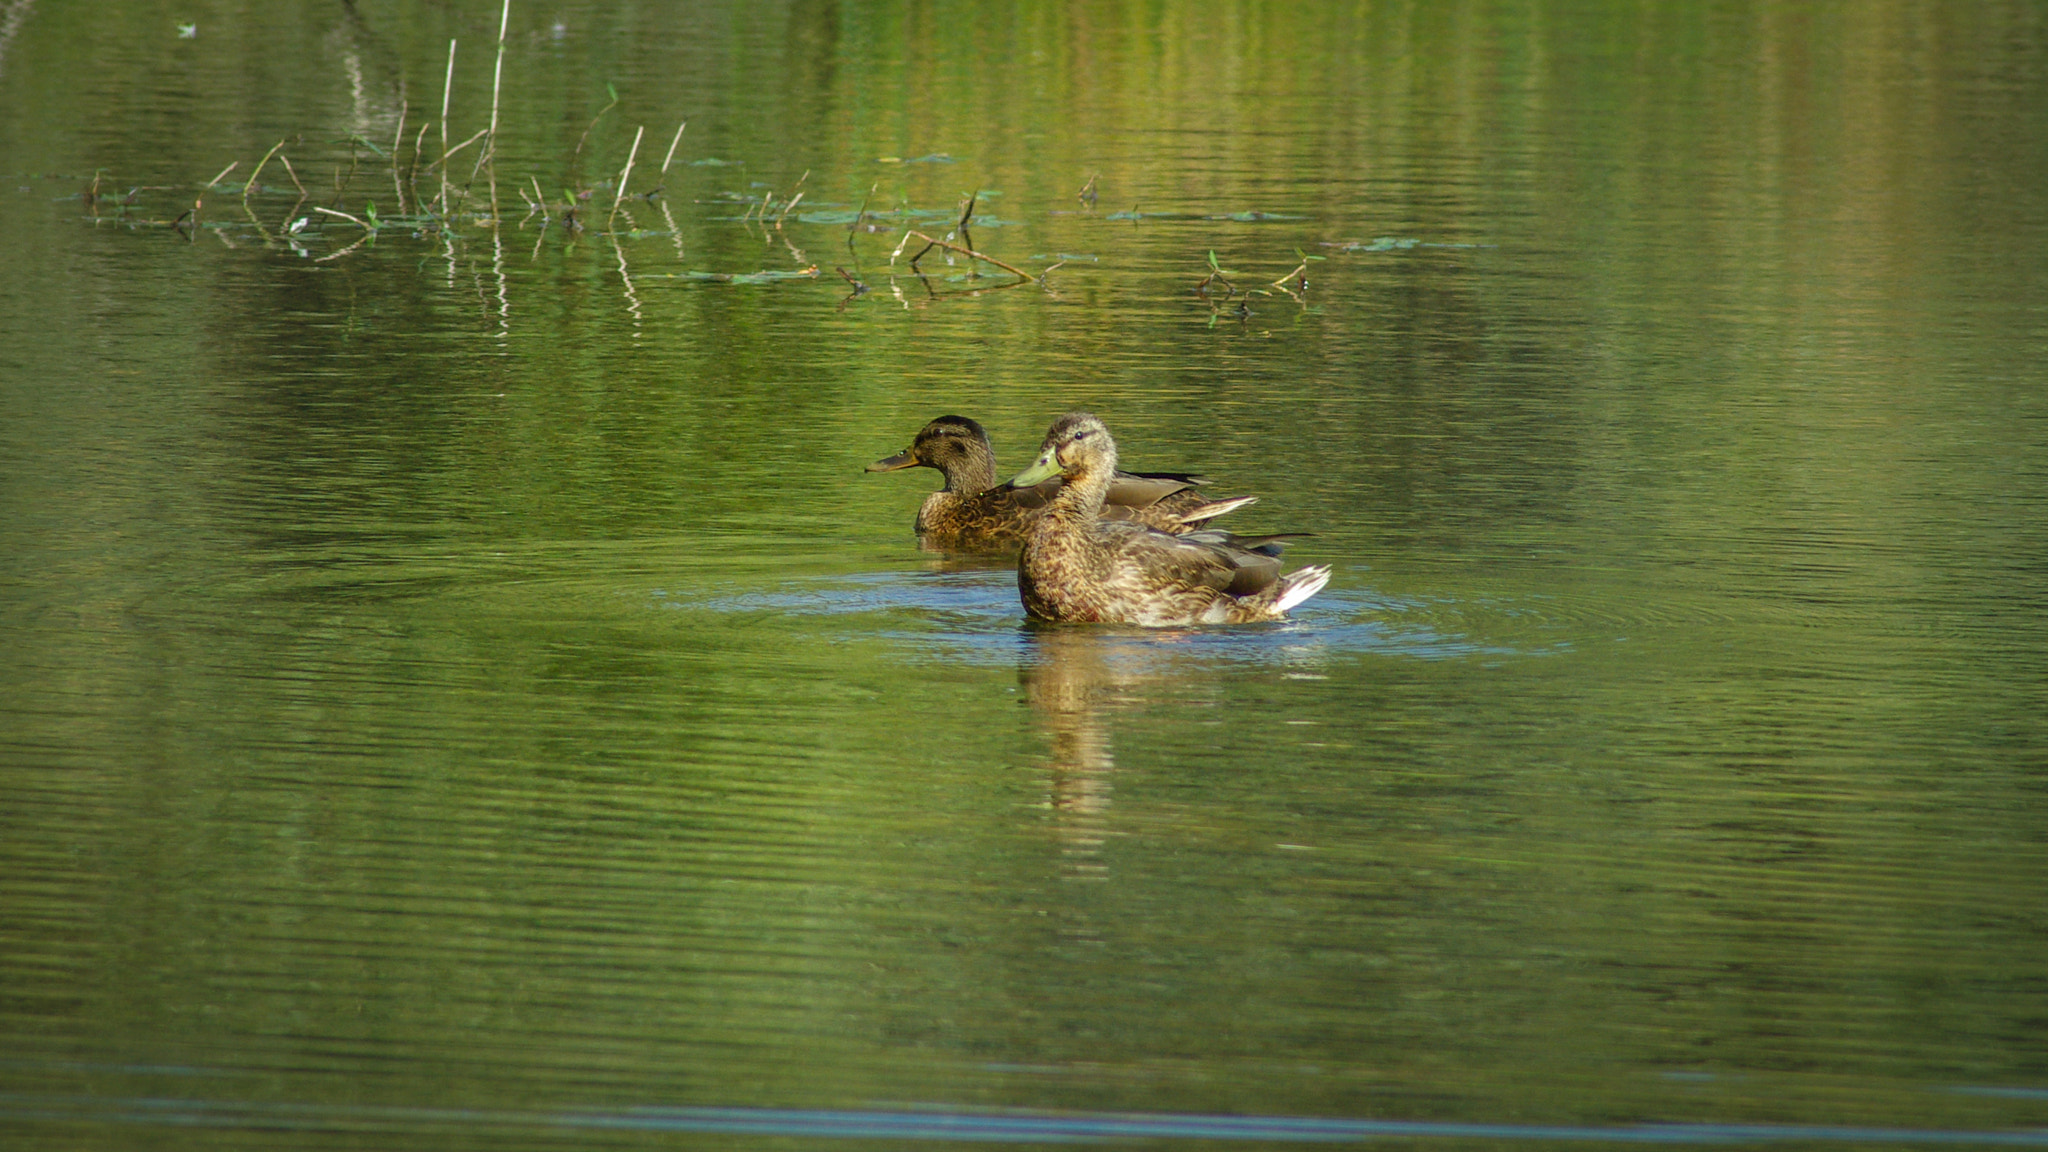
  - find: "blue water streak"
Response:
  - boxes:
[4,1095,2047,1145]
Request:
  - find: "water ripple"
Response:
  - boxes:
[679,570,1564,666]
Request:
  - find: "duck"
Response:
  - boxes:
[866,415,1254,551]
[1009,412,1331,626]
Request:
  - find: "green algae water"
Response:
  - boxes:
[2,2,2046,1148]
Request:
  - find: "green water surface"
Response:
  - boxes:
[2,2,2045,1148]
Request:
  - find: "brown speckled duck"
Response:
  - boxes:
[1010,412,1331,626]
[866,415,1254,552]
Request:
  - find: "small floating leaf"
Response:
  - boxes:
[1333,237,1419,252]
[653,266,822,284]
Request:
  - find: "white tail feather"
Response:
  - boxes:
[1274,565,1332,615]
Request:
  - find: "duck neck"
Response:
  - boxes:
[1048,452,1115,523]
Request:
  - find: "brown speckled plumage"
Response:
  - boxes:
[866,415,1253,552]
[1012,413,1331,626]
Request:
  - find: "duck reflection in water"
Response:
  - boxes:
[1019,624,1180,881]
[1020,620,1334,882]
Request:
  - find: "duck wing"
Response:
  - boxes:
[1109,524,1286,598]
[1118,467,1209,486]
[998,473,1206,518]
[1178,529,1313,558]
[1105,470,1204,511]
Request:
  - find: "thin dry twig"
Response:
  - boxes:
[848,181,877,243]
[891,228,1041,282]
[204,161,239,189]
[333,137,363,203]
[435,127,491,168]
[573,85,620,157]
[277,152,309,198]
[955,190,978,273]
[313,205,373,230]
[315,234,372,263]
[1271,249,1319,290]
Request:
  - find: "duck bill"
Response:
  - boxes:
[1009,449,1063,488]
[865,450,918,473]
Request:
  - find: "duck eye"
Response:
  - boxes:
[1072,430,1091,441]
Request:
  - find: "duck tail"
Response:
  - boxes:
[1274,565,1332,615]
[1176,495,1257,525]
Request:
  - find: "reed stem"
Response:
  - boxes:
[438,39,456,212]
[660,120,687,175]
[484,0,509,166]
[244,138,289,201]
[608,124,644,230]
[389,104,408,213]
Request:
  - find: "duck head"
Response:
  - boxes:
[866,415,998,492]
[1010,412,1119,488]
